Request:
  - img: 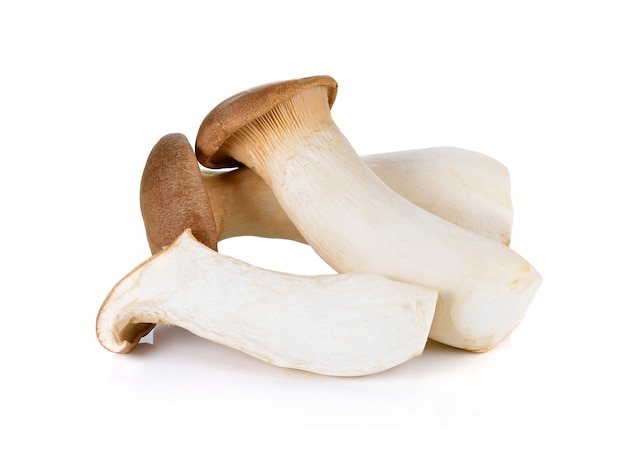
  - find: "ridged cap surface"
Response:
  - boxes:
[195,75,338,169]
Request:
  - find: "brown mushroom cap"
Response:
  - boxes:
[140,133,218,254]
[195,75,338,169]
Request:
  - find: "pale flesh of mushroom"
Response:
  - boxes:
[196,77,542,352]
[96,230,438,376]
[201,147,513,246]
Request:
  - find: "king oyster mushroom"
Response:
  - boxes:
[142,135,512,254]
[96,230,438,376]
[194,75,542,352]
[96,133,439,376]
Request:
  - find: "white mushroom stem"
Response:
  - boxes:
[96,230,438,377]
[201,147,513,245]
[220,85,542,352]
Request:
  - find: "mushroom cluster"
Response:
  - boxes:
[96,75,542,376]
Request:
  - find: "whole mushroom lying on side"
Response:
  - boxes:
[141,134,513,255]
[195,75,542,352]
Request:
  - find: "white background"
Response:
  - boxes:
[1,0,625,468]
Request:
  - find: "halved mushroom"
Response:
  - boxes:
[96,229,438,376]
[195,75,542,352]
